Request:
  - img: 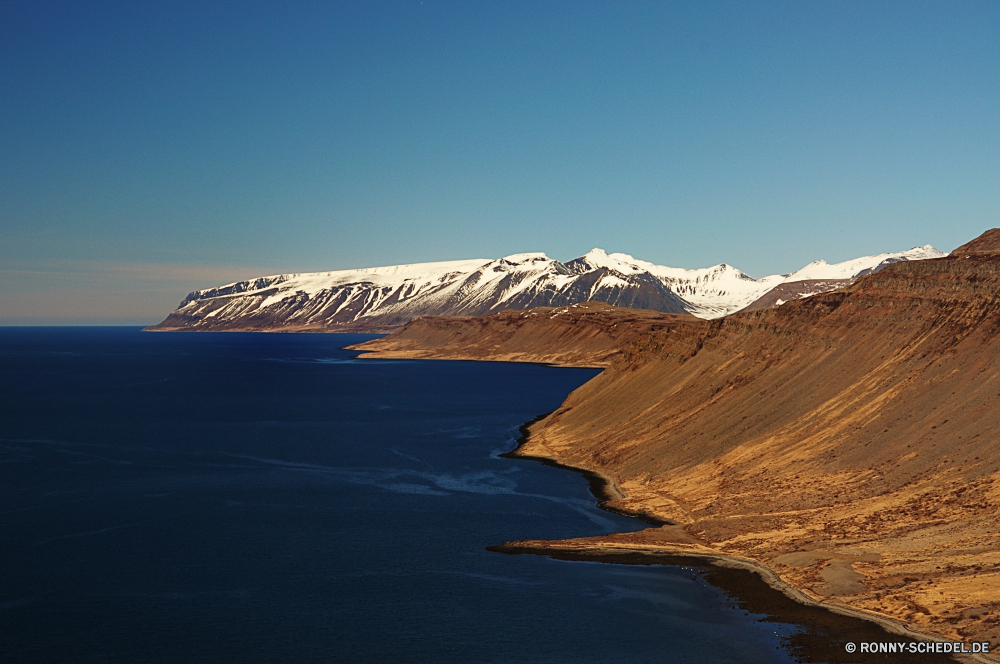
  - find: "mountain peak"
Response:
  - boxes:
[500,252,549,264]
[581,247,620,264]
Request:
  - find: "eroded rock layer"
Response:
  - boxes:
[353,236,1000,652]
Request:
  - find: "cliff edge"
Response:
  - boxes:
[351,229,1000,654]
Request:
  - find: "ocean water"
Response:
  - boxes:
[0,328,928,663]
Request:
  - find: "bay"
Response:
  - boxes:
[0,328,903,663]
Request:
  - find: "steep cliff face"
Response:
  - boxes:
[351,232,1000,648]
[519,250,1000,646]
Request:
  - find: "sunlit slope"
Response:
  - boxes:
[521,248,1000,646]
[354,231,1000,647]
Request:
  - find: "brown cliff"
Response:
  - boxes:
[347,302,695,367]
[351,231,1000,654]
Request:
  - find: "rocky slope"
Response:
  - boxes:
[348,302,694,367]
[737,278,854,313]
[351,230,1000,654]
[147,246,943,332]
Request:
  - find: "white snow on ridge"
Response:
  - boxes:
[582,245,945,317]
[500,252,550,263]
[176,244,945,325]
[785,245,945,281]
[201,258,493,297]
[577,249,784,317]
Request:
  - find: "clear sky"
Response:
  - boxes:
[2,1,998,324]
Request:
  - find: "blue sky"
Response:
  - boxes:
[2,1,998,323]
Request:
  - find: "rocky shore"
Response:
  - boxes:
[350,230,1000,661]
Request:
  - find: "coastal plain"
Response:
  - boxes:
[352,230,1000,660]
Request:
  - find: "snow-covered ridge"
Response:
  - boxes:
[563,245,944,318]
[158,244,945,331]
[784,245,943,281]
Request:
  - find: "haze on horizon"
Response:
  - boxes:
[2,1,997,325]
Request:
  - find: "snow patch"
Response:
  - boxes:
[176,243,944,325]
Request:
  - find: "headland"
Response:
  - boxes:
[351,232,1000,661]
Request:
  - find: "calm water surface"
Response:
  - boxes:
[1,328,905,663]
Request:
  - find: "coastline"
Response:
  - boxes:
[348,347,608,369]
[489,540,993,662]
[352,349,607,370]
[499,412,672,527]
[348,302,1000,657]
[494,412,998,664]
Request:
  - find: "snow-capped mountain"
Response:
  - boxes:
[580,245,945,318]
[148,245,945,332]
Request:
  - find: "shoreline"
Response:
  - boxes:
[488,540,992,663]
[343,338,997,661]
[499,412,672,528]
[493,412,997,664]
[349,348,608,370]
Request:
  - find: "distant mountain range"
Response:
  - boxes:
[148,245,945,332]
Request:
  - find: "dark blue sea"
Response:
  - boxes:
[0,328,918,663]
